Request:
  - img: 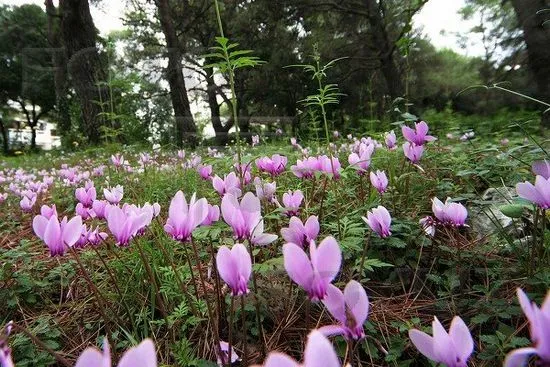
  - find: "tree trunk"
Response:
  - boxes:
[59,0,107,144]
[510,0,550,125]
[46,0,71,139]
[0,117,8,154]
[31,127,37,150]
[364,0,404,101]
[205,67,232,146]
[154,0,197,147]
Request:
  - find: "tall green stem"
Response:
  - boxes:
[213,0,242,172]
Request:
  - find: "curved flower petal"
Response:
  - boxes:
[117,339,157,367]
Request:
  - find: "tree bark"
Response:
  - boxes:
[154,0,198,147]
[364,0,404,100]
[206,67,230,146]
[45,0,71,139]
[59,0,107,144]
[0,116,8,154]
[510,0,550,124]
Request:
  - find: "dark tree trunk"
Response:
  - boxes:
[206,68,230,146]
[0,117,8,154]
[59,0,107,144]
[46,0,71,138]
[364,0,404,100]
[154,0,197,147]
[510,0,550,125]
[31,127,37,150]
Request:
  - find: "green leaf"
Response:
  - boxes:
[499,204,525,218]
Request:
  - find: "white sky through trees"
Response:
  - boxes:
[1,0,484,56]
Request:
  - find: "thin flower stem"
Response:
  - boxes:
[318,176,329,222]
[358,232,371,280]
[531,208,539,276]
[134,240,169,320]
[539,209,546,259]
[246,240,267,358]
[240,295,248,365]
[342,340,352,367]
[11,323,72,367]
[182,245,201,300]
[227,296,234,367]
[213,0,242,175]
[208,241,225,333]
[157,239,199,317]
[305,298,310,334]
[189,238,222,358]
[91,246,136,329]
[68,247,113,343]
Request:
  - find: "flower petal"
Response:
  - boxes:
[449,316,474,363]
[344,280,369,326]
[117,339,157,367]
[409,329,437,362]
[283,243,313,290]
[303,330,340,367]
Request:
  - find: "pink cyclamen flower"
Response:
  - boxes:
[220,192,260,241]
[318,155,341,179]
[201,204,220,226]
[504,289,550,367]
[212,172,242,197]
[254,178,277,203]
[139,152,151,165]
[291,157,319,179]
[402,120,436,146]
[216,243,252,296]
[516,175,550,209]
[370,170,388,194]
[234,163,252,184]
[532,160,550,179]
[256,154,287,176]
[281,215,319,248]
[88,227,108,246]
[348,144,374,174]
[363,206,391,238]
[385,130,397,150]
[282,190,304,217]
[106,205,151,246]
[92,200,109,220]
[0,193,7,204]
[260,330,341,367]
[20,194,36,212]
[75,185,96,208]
[40,204,57,219]
[403,142,424,164]
[110,154,126,168]
[409,316,474,367]
[164,191,208,242]
[221,192,277,246]
[177,150,185,159]
[252,135,260,146]
[319,280,369,340]
[420,216,436,236]
[197,165,213,180]
[217,341,240,366]
[75,338,157,367]
[0,322,14,367]
[104,185,124,205]
[283,236,342,301]
[432,198,468,226]
[33,215,83,256]
[76,202,93,220]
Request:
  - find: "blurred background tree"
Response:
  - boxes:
[0,0,549,150]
